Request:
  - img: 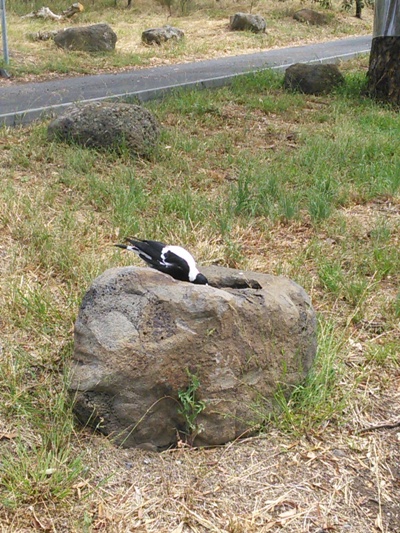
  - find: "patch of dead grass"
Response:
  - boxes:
[3,423,399,532]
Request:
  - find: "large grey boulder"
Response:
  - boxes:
[229,13,266,34]
[47,102,160,157]
[293,9,328,26]
[70,266,317,450]
[142,25,184,45]
[284,63,345,95]
[54,23,117,52]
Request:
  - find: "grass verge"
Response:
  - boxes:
[0,59,399,530]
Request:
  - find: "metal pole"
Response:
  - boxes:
[0,0,10,65]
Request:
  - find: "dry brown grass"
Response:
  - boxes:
[2,422,400,531]
[3,0,374,83]
[1,6,400,530]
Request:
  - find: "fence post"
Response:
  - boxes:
[1,0,10,65]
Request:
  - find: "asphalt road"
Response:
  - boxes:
[0,35,371,127]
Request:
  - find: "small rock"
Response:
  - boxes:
[229,13,266,34]
[142,26,184,46]
[47,102,160,158]
[332,449,347,458]
[28,30,60,41]
[293,9,328,26]
[325,238,337,246]
[54,23,117,52]
[284,63,344,95]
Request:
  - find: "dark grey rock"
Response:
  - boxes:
[54,23,117,52]
[142,25,185,46]
[69,265,317,450]
[47,102,160,157]
[284,63,345,95]
[229,13,266,34]
[293,9,328,26]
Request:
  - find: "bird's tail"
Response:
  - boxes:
[125,238,143,248]
[114,240,142,254]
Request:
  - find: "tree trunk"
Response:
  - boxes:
[367,36,400,105]
[355,0,363,19]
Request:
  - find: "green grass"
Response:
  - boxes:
[0,341,83,508]
[273,317,347,433]
[156,71,400,225]
[0,64,399,526]
[177,369,207,444]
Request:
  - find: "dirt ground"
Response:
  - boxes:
[2,385,400,532]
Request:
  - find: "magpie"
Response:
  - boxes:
[115,238,208,285]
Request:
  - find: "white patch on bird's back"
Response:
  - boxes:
[162,245,200,282]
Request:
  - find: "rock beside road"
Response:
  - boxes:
[47,102,160,157]
[54,23,117,52]
[284,63,344,95]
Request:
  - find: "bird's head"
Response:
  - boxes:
[193,273,208,285]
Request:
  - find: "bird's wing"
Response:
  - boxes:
[162,250,190,277]
[125,238,165,261]
[122,239,192,281]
